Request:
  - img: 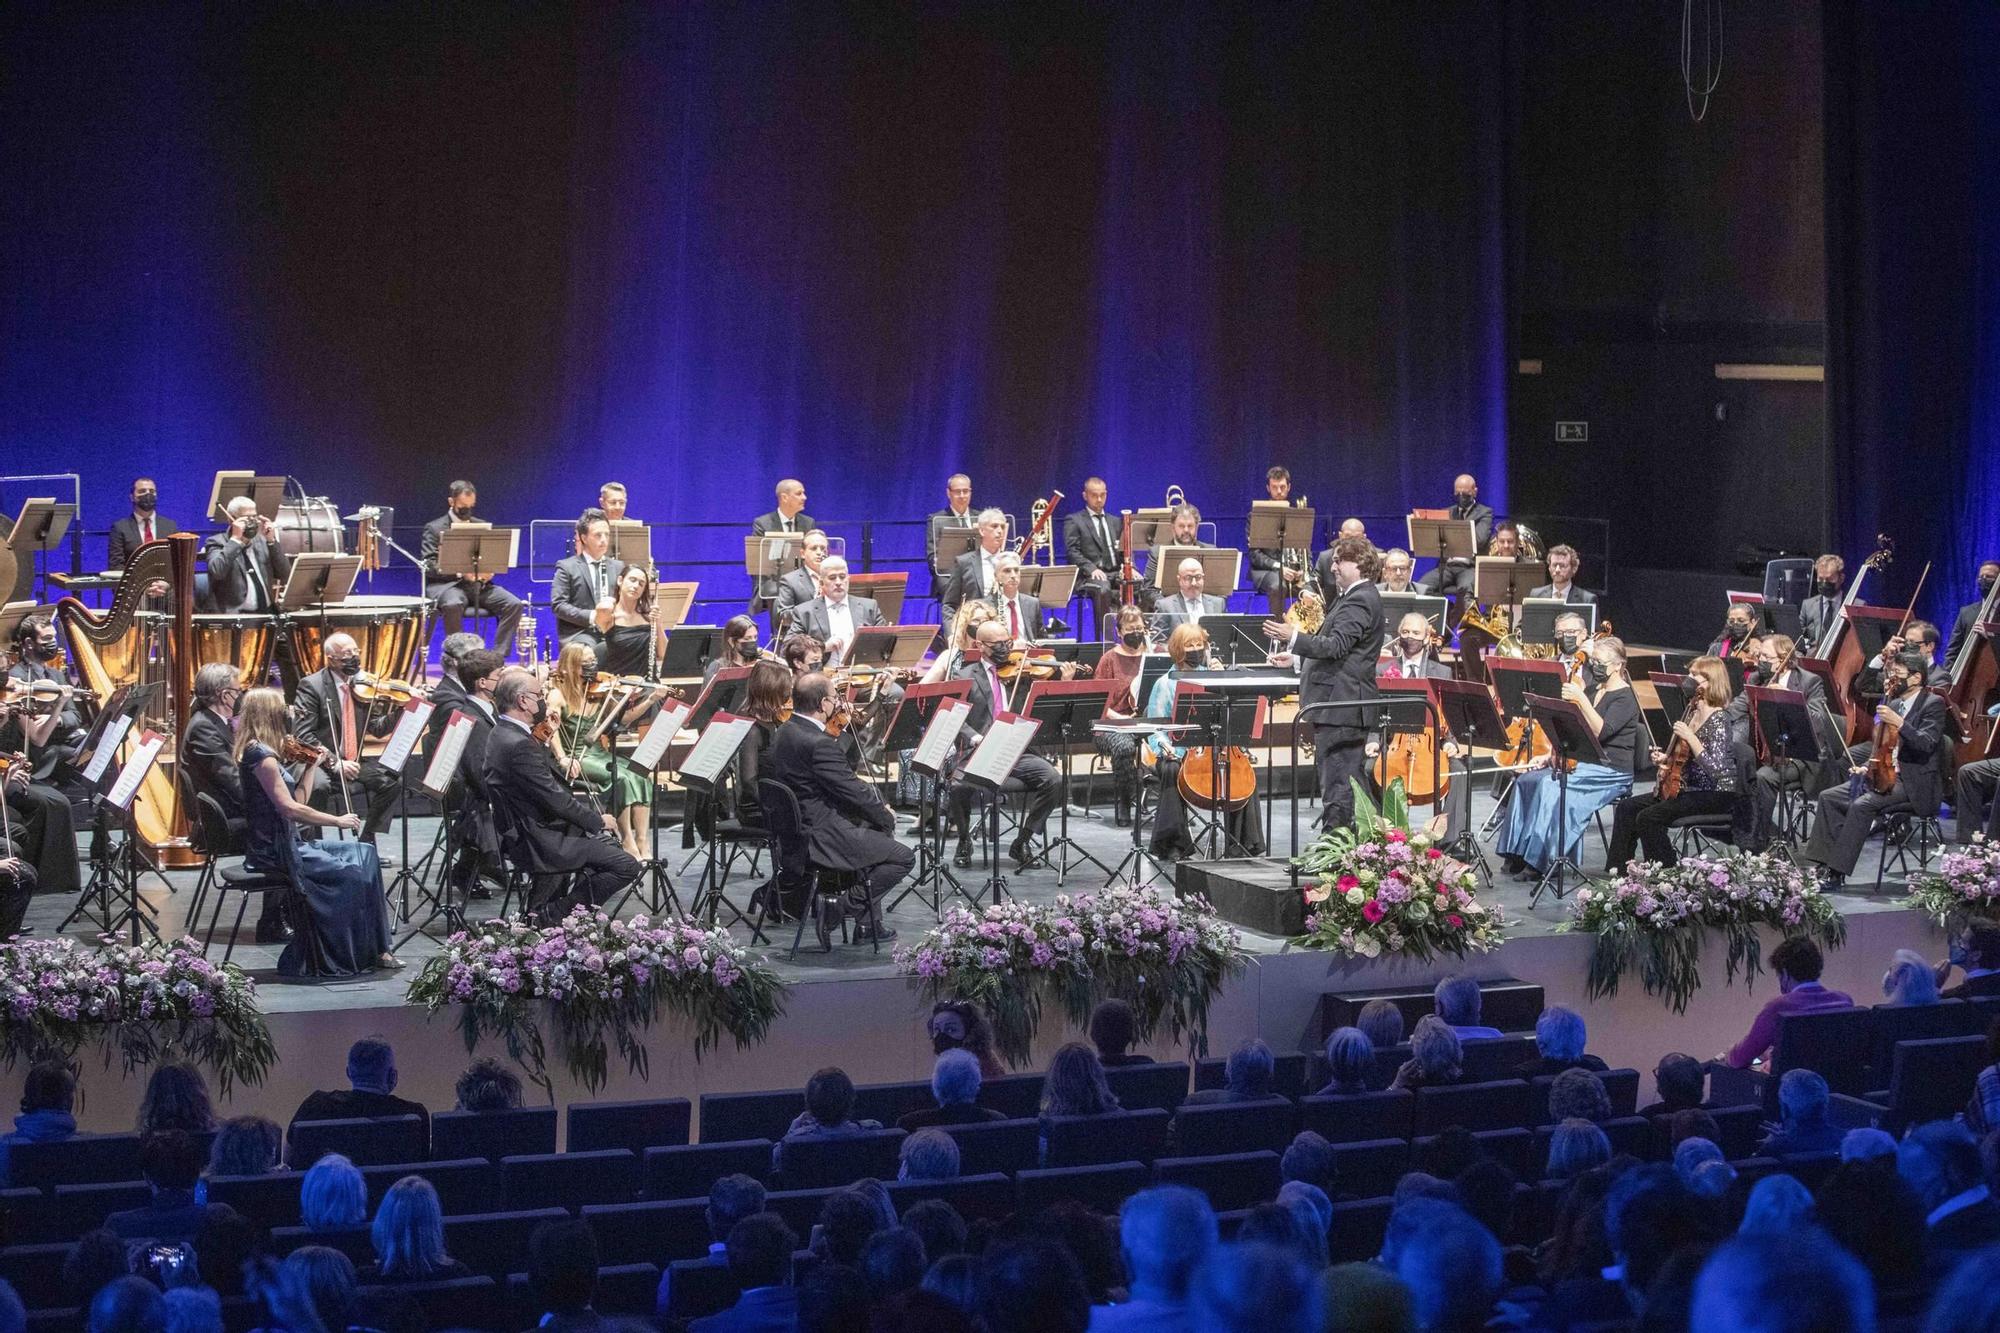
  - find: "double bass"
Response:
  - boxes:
[1950,570,2000,768]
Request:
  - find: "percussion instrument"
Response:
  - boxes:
[276,498,346,557]
[135,611,278,691]
[286,595,430,680]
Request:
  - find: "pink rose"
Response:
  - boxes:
[1426,847,1443,860]
[1447,914,1464,929]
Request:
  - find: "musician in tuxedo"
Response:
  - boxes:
[420,480,525,653]
[1801,651,1947,885]
[1796,553,1849,650]
[291,633,402,842]
[550,509,625,645]
[1151,559,1227,631]
[180,663,290,941]
[773,530,832,628]
[597,481,629,522]
[941,508,1010,626]
[785,557,885,666]
[767,671,911,944]
[0,698,80,899]
[1063,477,1120,636]
[106,477,178,570]
[1266,536,1386,832]
[1529,544,1594,606]
[926,474,977,595]
[439,649,506,901]
[991,554,1043,645]
[1736,634,1839,851]
[7,618,84,750]
[1947,561,2000,672]
[1372,612,1469,844]
[1956,756,2000,845]
[1853,620,1950,698]
[484,668,638,921]
[948,619,1062,873]
[1416,474,1494,604]
[748,479,815,613]
[1377,548,1417,594]
[1248,466,1304,616]
[202,497,291,615]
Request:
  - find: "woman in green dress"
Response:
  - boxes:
[546,640,655,858]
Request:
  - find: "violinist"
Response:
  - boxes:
[1492,636,1647,881]
[787,556,886,666]
[1855,620,1949,694]
[443,649,507,903]
[1143,624,1264,860]
[1605,657,1739,871]
[180,664,282,936]
[1093,606,1153,827]
[707,616,764,682]
[1707,605,1762,662]
[1552,612,1596,680]
[0,687,80,899]
[735,660,800,921]
[948,619,1061,872]
[1946,559,2000,673]
[1739,634,1837,851]
[1802,650,1946,888]
[544,642,655,858]
[7,619,83,746]
[290,633,401,843]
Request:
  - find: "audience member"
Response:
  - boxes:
[0,1061,77,1187]
[901,1199,967,1262]
[1183,1038,1273,1105]
[1316,1026,1376,1095]
[1190,1241,1321,1333]
[1279,1131,1339,1198]
[85,1276,165,1333]
[1899,1120,2000,1260]
[1319,1261,1416,1333]
[920,1253,980,1317]
[813,1190,883,1267]
[1382,1199,1501,1333]
[896,1050,1003,1131]
[1041,1043,1121,1126]
[1356,998,1405,1049]
[978,1238,1091,1333]
[860,1227,925,1302]
[1032,1201,1122,1303]
[1392,1171,1459,1209]
[138,1065,216,1137]
[796,1262,870,1333]
[526,1218,601,1331]
[1664,1107,1722,1149]
[1760,1068,1842,1155]
[1842,1127,1898,1162]
[774,1068,881,1177]
[689,1213,797,1333]
[282,1246,357,1333]
[299,1153,367,1232]
[1940,919,2000,999]
[1416,1126,1484,1179]
[1535,1166,1617,1301]
[1691,1231,1874,1333]
[364,1176,468,1283]
[1547,1068,1611,1123]
[1547,1118,1612,1181]
[206,1116,281,1178]
[289,1038,430,1163]
[1690,1157,1738,1201]
[1722,936,1853,1069]
[1276,1180,1333,1244]
[656,1172,765,1316]
[1638,1052,1708,1119]
[872,1288,977,1333]
[897,1129,959,1182]
[1088,1000,1152,1067]
[1881,946,1942,1006]
[63,1231,132,1309]
[453,1057,524,1112]
[1432,976,1501,1040]
[1603,1163,1723,1318]
[159,1287,219,1333]
[1235,1202,1321,1272]
[1451,1160,1516,1247]
[106,1131,208,1241]
[1964,1015,2000,1134]
[1925,1245,2000,1333]
[1738,1173,1814,1235]
[193,1204,266,1300]
[1673,1136,1725,1188]
[848,1177,895,1233]
[1816,1159,1929,1312]
[1516,1006,1609,1077]
[927,1001,1005,1079]
[1389,1016,1462,1091]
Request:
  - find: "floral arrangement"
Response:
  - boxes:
[1905,834,2000,926]
[1571,851,1846,1013]
[895,885,1249,1067]
[1293,779,1507,960]
[407,908,787,1096]
[0,936,275,1094]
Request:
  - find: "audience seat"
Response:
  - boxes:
[288,1115,427,1169]
[1372,1044,1413,1087]
[1017,1161,1149,1214]
[777,1128,907,1189]
[357,1274,503,1331]
[1868,1001,1985,1089]
[444,1206,569,1277]
[760,1186,838,1238]
[51,1181,150,1242]
[0,1242,73,1310]
[935,1118,1040,1176]
[1154,1151,1282,1212]
[663,1254,739,1320]
[978,1073,1046,1120]
[1300,1090,1414,1144]
[1705,1105,1766,1161]
[1459,1037,1539,1082]
[1767,1008,1881,1104]
[505,1262,660,1320]
[1043,1108,1171,1167]
[1328,1138,1412,1200]
[8,1134,151,1190]
[643,1141,772,1201]
[1414,1128,1535,1181]
[204,1170,307,1231]
[1171,1097,1297,1156]
[501,1149,638,1210]
[1879,1034,1988,1129]
[270,1225,372,1264]
[565,1097,692,1156]
[582,1198,714,1267]
[1413,1079,1534,1135]
[698,1090,802,1145]
[1194,1052,1313,1101]
[1103,1062,1190,1113]
[431,1108,558,1162]
[848,1080,939,1128]
[25,1307,77,1333]
[1329,1195,1393,1262]
[1319,978,1545,1041]
[361,1159,502,1217]
[1774,1149,1841,1190]
[1528,1069,1641,1123]
[885,1173,1016,1223]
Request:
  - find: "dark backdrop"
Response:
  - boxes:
[2,0,1508,589]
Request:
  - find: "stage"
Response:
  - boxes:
[26,775,1947,1138]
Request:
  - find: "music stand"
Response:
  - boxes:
[279,555,363,662]
[1406,514,1477,582]
[1483,658,1567,837]
[658,625,724,682]
[686,664,751,733]
[1150,545,1242,594]
[932,526,986,578]
[1019,678,1116,883]
[1518,598,1591,650]
[393,708,476,946]
[1095,718,1194,888]
[206,472,287,523]
[1247,503,1318,600]
[602,692,689,919]
[374,696,443,923]
[1523,693,1607,906]
[848,625,933,670]
[66,727,169,943]
[673,709,760,935]
[607,520,651,567]
[1200,614,1273,668]
[1379,592,1451,638]
[7,500,76,603]
[1130,507,1176,553]
[1180,667,1299,858]
[1016,565,1079,618]
[848,571,907,623]
[435,524,518,592]
[1475,558,1546,611]
[960,713,1043,904]
[1434,677,1513,885]
[881,680,975,916]
[1165,681,1250,861]
[1747,685,1823,853]
[651,581,698,629]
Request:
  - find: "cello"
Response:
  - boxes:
[1949,568,2000,768]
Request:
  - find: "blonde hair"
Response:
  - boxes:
[953,599,997,647]
[551,641,597,712]
[231,687,292,762]
[1167,622,1210,668]
[1686,655,1733,708]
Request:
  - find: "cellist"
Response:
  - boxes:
[1370,612,1470,844]
[1801,650,1946,889]
[1142,624,1265,861]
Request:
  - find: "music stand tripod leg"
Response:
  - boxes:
[1528,760,1594,908]
[1045,734,1112,886]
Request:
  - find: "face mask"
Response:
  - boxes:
[580,664,599,682]
[1982,576,1997,597]
[1120,631,1145,649]
[1587,659,1611,684]
[1728,622,1752,640]
[737,641,761,662]
[931,1032,960,1056]
[1400,636,1428,655]
[1746,664,1768,685]
[133,494,157,513]
[1454,492,1475,509]
[1818,579,1841,597]
[1556,632,1579,655]
[452,503,475,521]
[1185,649,1209,670]
[529,696,549,727]
[334,656,362,677]
[30,642,57,663]
[986,640,1014,666]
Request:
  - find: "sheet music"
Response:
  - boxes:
[421,711,474,797]
[106,730,164,810]
[914,698,970,771]
[681,713,754,787]
[631,700,692,770]
[964,713,1040,785]
[82,714,134,784]
[378,698,437,775]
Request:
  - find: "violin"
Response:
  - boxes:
[279,735,336,773]
[1655,693,1699,800]
[350,672,430,705]
[0,677,96,713]
[996,645,1080,682]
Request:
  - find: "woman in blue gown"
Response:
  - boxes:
[233,688,400,978]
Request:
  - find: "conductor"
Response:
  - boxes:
[1264,535,1386,832]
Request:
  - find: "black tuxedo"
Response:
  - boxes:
[1416,501,1494,601]
[1528,584,1595,607]
[765,716,912,892]
[420,513,525,652]
[483,717,637,917]
[947,657,1060,854]
[927,508,977,591]
[1063,508,1120,634]
[1288,579,1385,830]
[1948,596,1992,673]
[1149,592,1226,631]
[550,554,626,641]
[443,699,502,891]
[1804,689,1947,876]
[107,513,179,571]
[1741,671,1843,850]
[180,708,244,823]
[749,509,816,610]
[942,546,1008,624]
[1797,592,1856,654]
[201,532,290,614]
[292,668,403,841]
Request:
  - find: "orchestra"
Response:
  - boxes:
[7,457,1996,974]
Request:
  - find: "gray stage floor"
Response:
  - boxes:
[21,771,1921,1013]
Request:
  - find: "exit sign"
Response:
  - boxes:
[1555,421,1589,442]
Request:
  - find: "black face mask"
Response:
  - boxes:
[580,665,599,682]
[1120,631,1145,649]
[736,641,761,662]
[1818,579,1841,597]
[333,656,362,677]
[1746,664,1768,685]
[451,504,476,521]
[1454,492,1476,510]
[1982,576,1998,597]
[30,642,58,663]
[133,494,157,513]
[1587,659,1611,684]
[931,1032,960,1056]
[1556,632,1579,655]
[1185,649,1209,670]
[986,639,1014,666]
[1399,636,1428,656]
[1727,622,1753,641]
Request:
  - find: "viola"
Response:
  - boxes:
[279,735,336,772]
[1655,696,1699,800]
[1865,700,1903,796]
[350,672,429,706]
[996,645,1079,682]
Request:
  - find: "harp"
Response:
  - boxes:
[55,533,200,865]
